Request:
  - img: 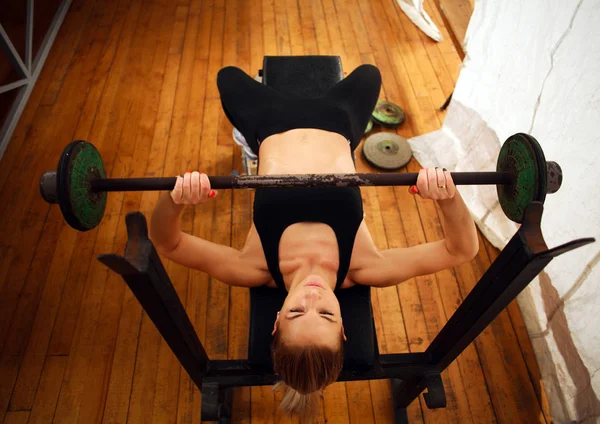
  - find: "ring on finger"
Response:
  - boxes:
[436,167,447,190]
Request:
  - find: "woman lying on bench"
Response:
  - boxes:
[149,64,478,418]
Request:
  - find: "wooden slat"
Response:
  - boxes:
[8,225,77,410]
[261,0,277,56]
[274,0,292,55]
[28,356,68,424]
[2,411,29,424]
[296,0,318,56]
[0,219,63,419]
[432,0,474,57]
[310,0,333,55]
[285,0,306,56]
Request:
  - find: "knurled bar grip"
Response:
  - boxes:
[89,172,515,191]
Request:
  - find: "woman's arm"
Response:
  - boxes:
[149,173,270,287]
[350,168,478,287]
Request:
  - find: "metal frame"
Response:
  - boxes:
[99,204,594,422]
[0,0,73,159]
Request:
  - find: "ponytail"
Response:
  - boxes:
[271,330,345,419]
[273,381,321,420]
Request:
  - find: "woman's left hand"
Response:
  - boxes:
[409,167,456,200]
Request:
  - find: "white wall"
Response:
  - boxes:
[408,0,600,421]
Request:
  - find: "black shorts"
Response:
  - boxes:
[216,64,382,156]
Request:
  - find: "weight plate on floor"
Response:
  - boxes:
[56,140,107,231]
[372,100,405,127]
[362,132,412,171]
[364,118,373,135]
[496,133,547,223]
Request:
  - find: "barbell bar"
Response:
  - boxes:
[39,133,563,231]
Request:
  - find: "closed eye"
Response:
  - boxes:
[320,311,333,316]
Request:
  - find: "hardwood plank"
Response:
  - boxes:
[0,246,14,293]
[125,313,161,423]
[262,0,277,56]
[311,0,332,55]
[9,225,78,410]
[205,0,225,102]
[28,356,68,424]
[251,386,274,423]
[40,0,107,106]
[100,284,142,424]
[236,0,251,73]
[386,0,449,119]
[274,0,292,55]
[346,381,375,423]
[249,0,264,75]
[0,219,63,419]
[285,0,306,56]
[2,411,29,424]
[223,0,238,66]
[330,0,361,72]
[417,0,461,93]
[433,0,473,57]
[47,232,98,355]
[296,0,318,56]
[323,382,350,423]
[423,0,464,83]
[320,0,344,59]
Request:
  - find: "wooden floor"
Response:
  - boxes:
[0,0,551,422]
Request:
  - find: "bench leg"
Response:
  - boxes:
[201,383,233,423]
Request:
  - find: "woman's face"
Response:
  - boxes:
[272,275,346,347]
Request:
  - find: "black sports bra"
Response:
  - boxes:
[253,186,363,291]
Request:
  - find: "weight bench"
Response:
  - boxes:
[98,56,595,422]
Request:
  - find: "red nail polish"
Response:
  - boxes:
[410,186,419,194]
[209,190,216,198]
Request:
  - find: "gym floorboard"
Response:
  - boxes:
[0,0,551,422]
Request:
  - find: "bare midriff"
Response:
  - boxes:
[258,128,356,175]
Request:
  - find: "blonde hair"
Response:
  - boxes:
[271,330,345,420]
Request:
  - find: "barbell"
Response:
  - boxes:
[39,133,562,231]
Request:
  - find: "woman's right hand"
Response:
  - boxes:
[170,171,217,205]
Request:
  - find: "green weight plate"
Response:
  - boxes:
[364,119,373,135]
[362,132,412,171]
[56,140,107,231]
[496,133,547,224]
[372,100,405,127]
